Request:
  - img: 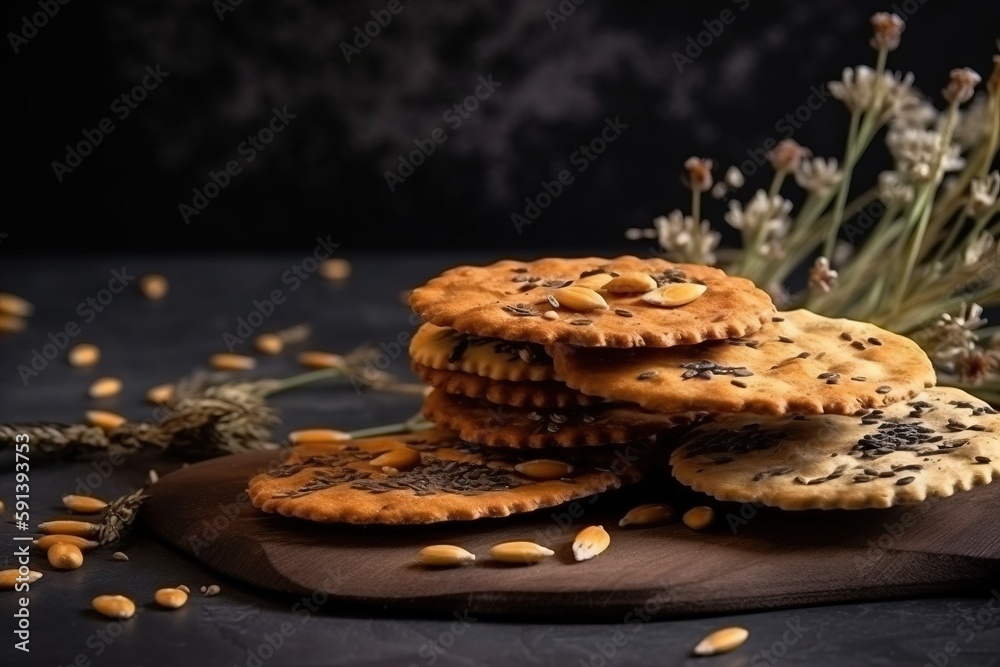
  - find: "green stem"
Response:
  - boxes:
[823,110,862,258]
[691,188,701,229]
[345,415,433,439]
[262,368,345,397]
[889,101,960,313]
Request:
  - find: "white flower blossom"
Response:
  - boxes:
[724,166,745,189]
[890,99,939,130]
[966,171,1000,217]
[652,210,720,265]
[724,190,792,237]
[954,94,992,149]
[885,127,965,183]
[828,66,921,122]
[794,157,842,198]
[878,170,914,206]
[964,232,997,267]
[808,257,839,294]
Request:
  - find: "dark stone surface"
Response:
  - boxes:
[2,253,1000,666]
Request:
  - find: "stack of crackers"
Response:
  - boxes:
[249,256,1000,527]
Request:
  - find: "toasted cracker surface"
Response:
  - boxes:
[551,309,935,416]
[410,322,558,381]
[669,387,1000,510]
[409,256,774,348]
[422,389,705,448]
[248,428,644,524]
[412,362,598,408]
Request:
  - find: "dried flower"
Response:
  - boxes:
[725,166,745,189]
[795,157,842,197]
[964,233,997,268]
[886,128,965,183]
[917,303,988,371]
[0,423,117,461]
[869,12,905,52]
[951,347,999,385]
[683,157,714,192]
[768,139,811,173]
[877,170,915,206]
[808,257,839,294]
[890,100,940,131]
[967,171,1000,217]
[942,67,981,105]
[953,94,992,149]
[725,190,793,239]
[829,66,920,122]
[653,211,720,265]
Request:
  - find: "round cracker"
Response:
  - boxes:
[551,309,935,416]
[409,256,774,348]
[248,428,646,524]
[410,322,558,381]
[412,362,599,408]
[669,387,1000,510]
[422,389,705,448]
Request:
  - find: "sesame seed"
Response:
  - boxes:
[896,476,916,486]
[975,456,992,464]
[876,386,892,394]
[778,336,794,344]
[867,337,883,346]
[851,341,866,350]
[731,380,747,388]
[840,332,852,341]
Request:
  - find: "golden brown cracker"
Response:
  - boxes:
[408,256,775,348]
[551,309,935,416]
[422,389,705,448]
[409,322,558,381]
[411,362,599,408]
[669,387,1000,510]
[248,428,645,524]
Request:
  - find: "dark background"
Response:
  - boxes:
[4,0,1000,252]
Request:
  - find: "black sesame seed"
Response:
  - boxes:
[778,336,794,344]
[876,386,892,394]
[975,456,992,464]
[852,376,867,382]
[896,476,916,486]
[772,316,785,322]
[731,380,747,388]
[868,337,883,346]
[851,341,866,350]
[797,352,811,359]
[614,309,633,318]
[840,332,852,341]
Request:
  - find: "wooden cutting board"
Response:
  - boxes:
[141,451,1000,619]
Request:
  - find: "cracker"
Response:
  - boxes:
[551,309,935,415]
[412,362,600,408]
[669,387,1000,510]
[409,256,775,348]
[409,322,558,381]
[248,428,646,524]
[422,389,705,448]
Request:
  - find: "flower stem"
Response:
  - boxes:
[262,368,345,397]
[823,110,862,259]
[345,414,433,439]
